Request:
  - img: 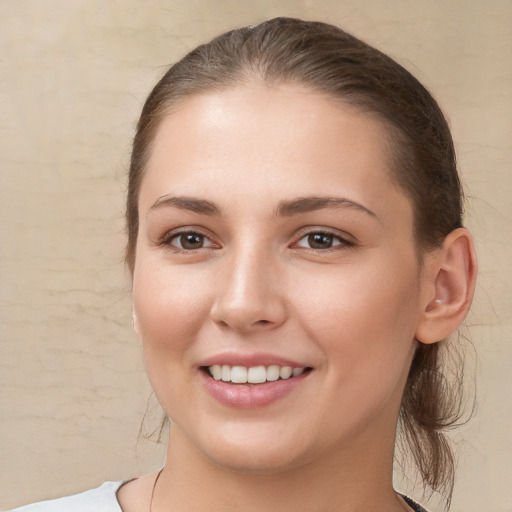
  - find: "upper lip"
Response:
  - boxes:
[199,352,310,369]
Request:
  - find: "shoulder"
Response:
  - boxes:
[9,481,125,512]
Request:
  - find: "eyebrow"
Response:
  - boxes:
[148,194,377,220]
[149,195,221,216]
[275,196,377,219]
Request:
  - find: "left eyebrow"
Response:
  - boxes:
[148,195,221,216]
[275,196,377,219]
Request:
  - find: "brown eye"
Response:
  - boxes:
[295,231,349,250]
[307,233,334,249]
[171,232,211,250]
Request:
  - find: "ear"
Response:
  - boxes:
[415,228,477,344]
[132,311,140,336]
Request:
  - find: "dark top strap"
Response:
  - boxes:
[402,495,429,512]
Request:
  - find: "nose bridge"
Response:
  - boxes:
[211,240,286,331]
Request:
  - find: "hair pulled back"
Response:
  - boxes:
[127,17,467,505]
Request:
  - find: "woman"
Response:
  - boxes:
[13,17,477,512]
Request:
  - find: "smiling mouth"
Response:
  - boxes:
[204,365,312,384]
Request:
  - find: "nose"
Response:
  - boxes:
[210,251,287,333]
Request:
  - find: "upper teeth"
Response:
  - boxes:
[209,365,305,384]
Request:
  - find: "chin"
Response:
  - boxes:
[207,446,305,475]
[195,425,314,475]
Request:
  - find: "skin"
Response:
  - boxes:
[118,84,469,512]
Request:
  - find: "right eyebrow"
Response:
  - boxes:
[148,195,221,216]
[275,196,377,219]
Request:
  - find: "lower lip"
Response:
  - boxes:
[200,371,309,408]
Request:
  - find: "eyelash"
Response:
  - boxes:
[293,230,354,251]
[158,228,354,253]
[159,229,217,252]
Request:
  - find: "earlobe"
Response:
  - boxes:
[132,312,140,335]
[415,228,477,344]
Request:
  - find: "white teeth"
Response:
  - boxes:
[208,364,307,384]
[210,365,222,380]
[221,365,231,382]
[230,366,247,383]
[280,366,293,379]
[247,366,266,384]
[266,365,280,381]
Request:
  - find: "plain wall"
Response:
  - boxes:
[1,1,511,510]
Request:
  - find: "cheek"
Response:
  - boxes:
[132,260,216,417]
[293,257,421,370]
[292,260,420,433]
[133,261,212,361]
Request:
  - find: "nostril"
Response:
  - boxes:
[210,296,287,332]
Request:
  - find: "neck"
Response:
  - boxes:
[151,424,405,512]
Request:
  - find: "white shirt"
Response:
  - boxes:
[9,481,124,512]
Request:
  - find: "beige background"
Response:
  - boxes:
[1,1,511,510]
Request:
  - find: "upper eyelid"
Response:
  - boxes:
[158,227,217,246]
[161,226,213,238]
[294,233,351,248]
[292,226,355,242]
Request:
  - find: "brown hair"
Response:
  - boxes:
[127,17,468,506]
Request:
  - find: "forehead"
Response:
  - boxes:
[150,84,394,162]
[140,84,411,223]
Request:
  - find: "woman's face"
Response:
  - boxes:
[133,84,428,473]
